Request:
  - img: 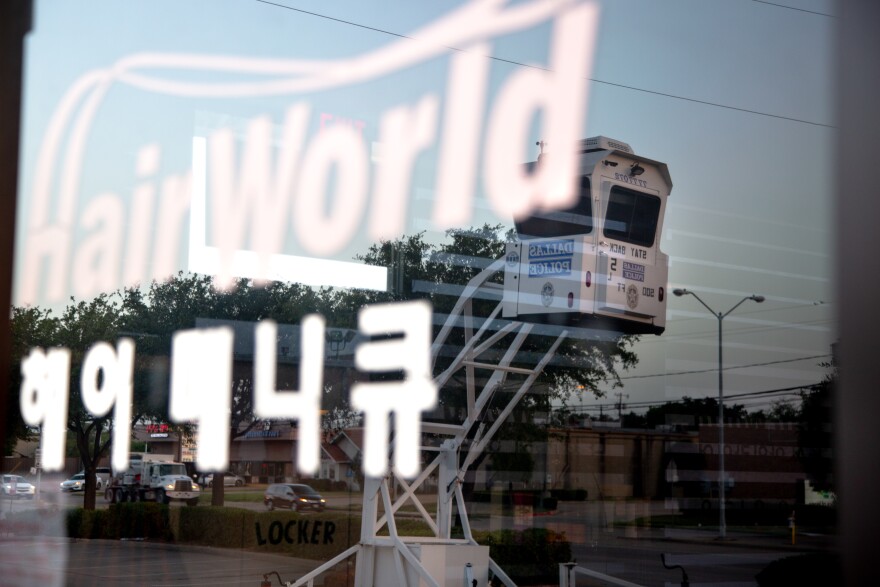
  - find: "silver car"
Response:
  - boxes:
[200,472,246,487]
[60,473,102,492]
[1,475,36,499]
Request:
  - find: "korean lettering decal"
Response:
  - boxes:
[351,300,438,478]
[169,327,234,472]
[254,316,326,474]
[19,348,71,471]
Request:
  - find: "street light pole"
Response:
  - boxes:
[673,289,764,539]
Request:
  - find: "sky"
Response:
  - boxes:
[14,0,836,412]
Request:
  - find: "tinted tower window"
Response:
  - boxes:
[603,186,661,247]
[515,175,592,238]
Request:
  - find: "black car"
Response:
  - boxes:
[264,483,326,512]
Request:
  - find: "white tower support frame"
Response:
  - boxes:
[286,259,569,587]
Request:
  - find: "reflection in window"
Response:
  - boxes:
[515,176,593,238]
[603,186,661,247]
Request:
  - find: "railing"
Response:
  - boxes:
[558,562,646,587]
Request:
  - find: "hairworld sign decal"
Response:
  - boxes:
[18,0,600,478]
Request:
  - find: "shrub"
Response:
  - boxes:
[173,506,256,548]
[107,503,172,540]
[474,528,571,585]
[756,553,841,586]
[172,507,360,560]
[66,508,110,539]
[249,511,360,560]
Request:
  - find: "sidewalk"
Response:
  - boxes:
[628,524,836,553]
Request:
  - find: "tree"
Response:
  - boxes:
[354,225,638,399]
[7,306,58,454]
[640,396,749,430]
[798,359,835,493]
[353,225,639,494]
[8,226,639,507]
[119,274,337,505]
[55,294,140,510]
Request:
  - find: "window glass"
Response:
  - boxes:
[603,185,661,247]
[2,1,840,586]
[515,175,593,238]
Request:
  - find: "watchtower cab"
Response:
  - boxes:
[502,136,672,335]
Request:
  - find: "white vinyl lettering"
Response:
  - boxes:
[254,317,325,474]
[169,327,234,471]
[21,301,443,478]
[350,301,437,478]
[80,340,135,473]
[20,1,601,305]
[433,44,490,229]
[484,3,597,219]
[208,104,310,288]
[370,95,438,241]
[293,125,369,256]
[19,348,71,471]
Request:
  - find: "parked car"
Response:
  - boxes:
[263,483,325,512]
[200,472,246,487]
[61,473,102,492]
[1,474,36,499]
[87,467,112,486]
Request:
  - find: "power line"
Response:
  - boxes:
[256,0,833,129]
[568,382,817,413]
[621,301,833,345]
[751,0,836,18]
[619,353,831,380]
[639,316,833,346]
[256,0,416,41]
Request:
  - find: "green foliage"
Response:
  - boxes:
[60,505,360,560]
[355,226,637,401]
[176,508,359,560]
[642,396,749,429]
[6,306,59,454]
[474,528,571,584]
[63,503,170,540]
[171,505,257,548]
[9,226,640,507]
[65,508,110,538]
[798,375,834,492]
[755,553,841,586]
[108,502,172,540]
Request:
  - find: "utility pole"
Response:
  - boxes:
[673,289,764,539]
[615,392,629,421]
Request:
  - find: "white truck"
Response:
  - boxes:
[104,453,200,506]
